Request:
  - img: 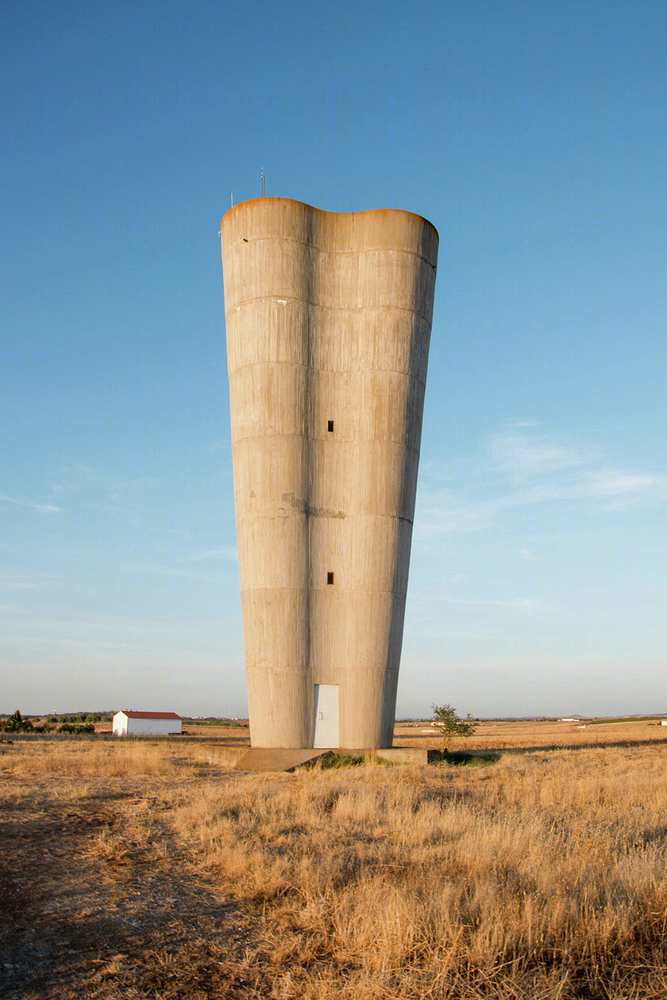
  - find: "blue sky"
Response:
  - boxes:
[1,1,665,717]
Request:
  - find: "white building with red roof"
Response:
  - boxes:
[112,710,182,736]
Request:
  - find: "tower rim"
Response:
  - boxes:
[221,196,439,242]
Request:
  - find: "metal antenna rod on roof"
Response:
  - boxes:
[261,167,265,197]
[231,192,233,208]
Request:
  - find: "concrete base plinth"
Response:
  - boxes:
[235,748,335,772]
[191,746,248,768]
[190,745,438,772]
[235,747,435,771]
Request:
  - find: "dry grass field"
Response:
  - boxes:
[1,723,665,999]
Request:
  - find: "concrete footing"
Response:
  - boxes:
[190,745,248,768]
[235,748,335,772]
[191,745,438,772]
[235,747,434,771]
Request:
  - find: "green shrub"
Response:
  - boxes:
[432,703,476,749]
[436,750,500,767]
[318,753,365,769]
[58,722,95,734]
[1,710,34,733]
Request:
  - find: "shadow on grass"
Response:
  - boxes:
[429,749,501,767]
[488,737,667,755]
[310,751,502,770]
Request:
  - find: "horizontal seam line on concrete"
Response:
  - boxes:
[230,437,421,459]
[222,238,437,268]
[227,360,427,390]
[225,296,433,326]
[240,587,407,597]
[231,429,421,441]
[235,511,414,522]
[230,431,422,448]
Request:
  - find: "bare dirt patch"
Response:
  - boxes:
[0,751,269,999]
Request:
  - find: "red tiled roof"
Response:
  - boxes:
[118,711,181,720]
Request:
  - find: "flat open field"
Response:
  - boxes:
[392,717,667,751]
[1,724,665,999]
[91,715,667,752]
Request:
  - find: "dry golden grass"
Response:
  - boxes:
[3,738,189,777]
[167,748,667,998]
[1,735,665,998]
[0,739,195,811]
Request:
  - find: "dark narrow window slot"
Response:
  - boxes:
[327,420,334,432]
[327,572,334,585]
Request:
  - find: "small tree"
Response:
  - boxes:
[2,710,34,733]
[432,703,476,750]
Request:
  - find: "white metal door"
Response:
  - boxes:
[313,684,339,748]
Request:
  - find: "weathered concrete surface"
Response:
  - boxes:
[221,198,438,749]
[235,748,334,772]
[190,745,248,768]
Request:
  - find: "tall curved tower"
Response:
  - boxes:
[221,198,438,748]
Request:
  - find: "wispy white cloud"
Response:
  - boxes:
[520,548,537,561]
[415,493,490,536]
[0,635,88,648]
[1,464,163,525]
[513,597,545,612]
[439,595,546,611]
[49,464,159,496]
[583,470,666,507]
[0,570,36,593]
[415,426,665,539]
[490,432,598,479]
[0,604,239,666]
[585,471,654,494]
[0,493,61,513]
[178,546,238,562]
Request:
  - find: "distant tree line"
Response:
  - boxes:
[0,709,108,734]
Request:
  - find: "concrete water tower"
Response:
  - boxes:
[221,198,438,749]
